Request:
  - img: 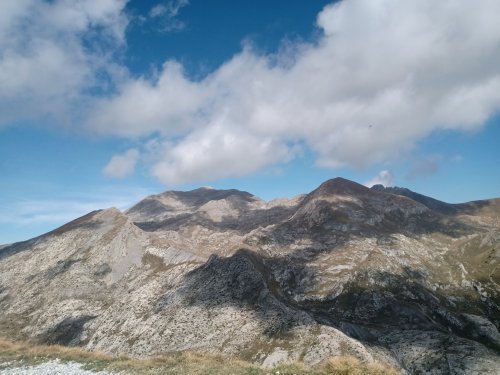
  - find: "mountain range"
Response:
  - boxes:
[0,177,499,374]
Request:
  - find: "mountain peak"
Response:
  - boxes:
[126,186,261,225]
[314,177,372,196]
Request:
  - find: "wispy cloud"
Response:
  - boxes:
[406,155,441,180]
[103,149,140,178]
[0,188,151,226]
[149,0,189,32]
[406,154,464,180]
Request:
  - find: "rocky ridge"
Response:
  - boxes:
[0,178,499,374]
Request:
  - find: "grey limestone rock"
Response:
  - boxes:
[1,178,499,374]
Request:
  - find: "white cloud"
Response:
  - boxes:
[151,125,296,184]
[0,0,128,126]
[150,5,167,18]
[2,0,500,186]
[87,0,500,185]
[89,61,206,137]
[103,149,140,178]
[365,170,394,188]
[149,0,189,32]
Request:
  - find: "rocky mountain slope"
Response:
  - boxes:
[0,178,499,374]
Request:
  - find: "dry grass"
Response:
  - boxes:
[0,337,399,375]
[0,338,262,374]
[324,356,399,375]
[0,337,112,362]
[0,337,122,374]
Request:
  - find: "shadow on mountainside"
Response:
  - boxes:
[131,178,489,238]
[135,185,484,240]
[371,184,493,216]
[152,181,497,354]
[133,205,298,234]
[39,315,97,346]
[162,247,500,359]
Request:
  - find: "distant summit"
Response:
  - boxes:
[371,184,460,214]
[312,177,372,196]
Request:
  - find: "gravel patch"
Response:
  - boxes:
[0,359,115,375]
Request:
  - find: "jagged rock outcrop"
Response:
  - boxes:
[0,178,499,374]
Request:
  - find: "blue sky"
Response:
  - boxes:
[0,0,499,244]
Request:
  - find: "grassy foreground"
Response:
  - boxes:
[0,337,399,375]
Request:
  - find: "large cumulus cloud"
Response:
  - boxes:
[0,0,128,126]
[2,0,500,184]
[91,0,500,184]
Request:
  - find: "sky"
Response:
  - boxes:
[1,0,499,244]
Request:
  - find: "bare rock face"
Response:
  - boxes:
[0,178,499,374]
